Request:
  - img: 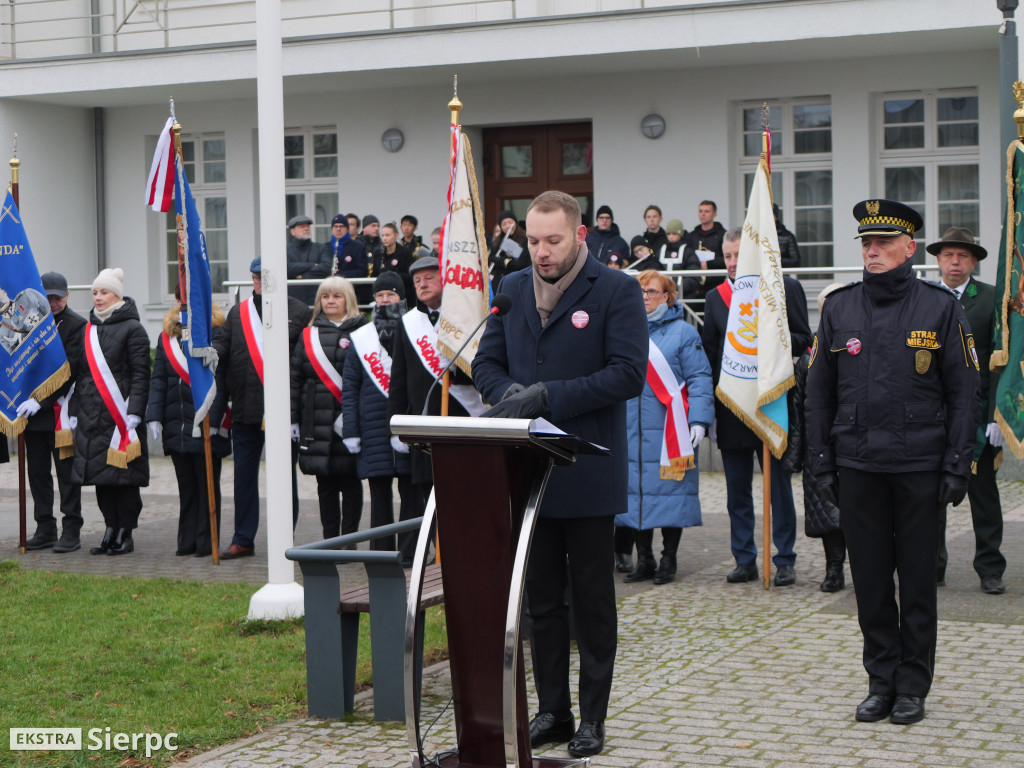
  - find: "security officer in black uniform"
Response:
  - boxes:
[805,199,979,726]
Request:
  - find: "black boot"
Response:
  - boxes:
[653,555,677,585]
[624,532,656,583]
[820,530,846,593]
[107,528,134,556]
[90,527,116,555]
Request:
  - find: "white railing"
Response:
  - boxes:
[0,0,776,61]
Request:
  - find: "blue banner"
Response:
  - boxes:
[0,190,69,436]
[173,156,217,434]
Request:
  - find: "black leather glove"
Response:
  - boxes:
[937,472,969,507]
[501,383,526,400]
[815,471,840,508]
[483,382,549,419]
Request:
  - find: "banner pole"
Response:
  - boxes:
[11,138,27,555]
[760,108,772,591]
[441,78,463,420]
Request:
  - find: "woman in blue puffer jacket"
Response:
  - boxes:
[616,270,714,584]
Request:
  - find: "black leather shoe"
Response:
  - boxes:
[529,711,574,749]
[26,532,58,550]
[107,529,134,556]
[567,720,605,758]
[774,564,796,587]
[90,527,116,555]
[855,693,894,722]
[624,555,656,583]
[726,563,758,583]
[890,695,925,724]
[52,533,81,553]
[981,575,1006,595]
[614,553,634,573]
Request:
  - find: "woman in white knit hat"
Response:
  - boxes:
[68,267,151,555]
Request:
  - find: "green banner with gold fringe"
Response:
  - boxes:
[992,135,1024,460]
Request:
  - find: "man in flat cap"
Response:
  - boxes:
[286,214,332,305]
[929,227,1007,595]
[805,199,979,725]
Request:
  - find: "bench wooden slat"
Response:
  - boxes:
[339,562,445,614]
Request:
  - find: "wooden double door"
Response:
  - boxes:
[482,122,593,232]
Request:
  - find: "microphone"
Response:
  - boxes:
[420,293,511,416]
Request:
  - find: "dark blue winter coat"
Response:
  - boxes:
[616,303,714,530]
[585,223,630,267]
[342,323,411,479]
[473,251,648,518]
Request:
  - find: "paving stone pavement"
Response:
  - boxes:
[2,454,1023,767]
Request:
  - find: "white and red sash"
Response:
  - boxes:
[84,322,141,468]
[53,382,75,459]
[646,337,693,481]
[160,331,190,384]
[401,309,486,417]
[716,278,734,308]
[239,297,264,384]
[350,323,391,398]
[303,327,344,403]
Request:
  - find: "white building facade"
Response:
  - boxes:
[0,0,1009,336]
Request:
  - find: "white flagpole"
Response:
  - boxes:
[249,0,303,619]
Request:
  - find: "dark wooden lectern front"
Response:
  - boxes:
[390,416,595,768]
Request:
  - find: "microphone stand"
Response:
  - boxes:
[421,304,503,416]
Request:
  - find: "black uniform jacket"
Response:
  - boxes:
[805,260,980,478]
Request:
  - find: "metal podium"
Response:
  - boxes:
[391,415,600,768]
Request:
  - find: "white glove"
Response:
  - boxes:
[290,423,300,441]
[986,422,1005,448]
[343,437,361,454]
[125,414,141,431]
[69,416,78,430]
[15,398,40,418]
[148,421,161,440]
[690,424,706,448]
[709,419,718,443]
[391,435,410,454]
[332,413,345,438]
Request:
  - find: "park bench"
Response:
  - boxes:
[285,518,443,721]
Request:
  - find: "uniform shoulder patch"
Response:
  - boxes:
[808,335,818,368]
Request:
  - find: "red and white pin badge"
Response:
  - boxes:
[339,338,351,348]
[846,338,862,355]
[572,310,590,329]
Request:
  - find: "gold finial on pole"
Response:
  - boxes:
[1013,81,1024,140]
[448,75,463,126]
[170,97,183,156]
[10,132,20,184]
[760,101,770,156]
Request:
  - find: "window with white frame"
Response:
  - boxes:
[739,98,834,272]
[284,128,339,243]
[163,134,228,293]
[878,89,979,263]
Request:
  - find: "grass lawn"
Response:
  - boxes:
[0,560,447,767]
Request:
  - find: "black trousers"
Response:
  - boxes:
[170,452,222,554]
[634,527,682,558]
[367,475,415,552]
[315,472,363,539]
[95,485,143,531]
[839,467,940,698]
[526,515,616,721]
[937,443,1005,579]
[613,526,634,556]
[25,430,82,537]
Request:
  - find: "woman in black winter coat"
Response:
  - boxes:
[488,210,529,290]
[781,283,846,592]
[146,298,230,556]
[290,276,367,539]
[69,268,151,556]
[341,273,413,555]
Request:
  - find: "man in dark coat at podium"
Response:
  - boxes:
[473,190,648,758]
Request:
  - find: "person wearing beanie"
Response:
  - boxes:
[342,273,414,554]
[214,257,312,560]
[328,214,368,280]
[357,215,382,257]
[662,220,703,299]
[629,236,664,272]
[585,205,629,268]
[489,209,529,289]
[68,267,151,556]
[20,271,88,553]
